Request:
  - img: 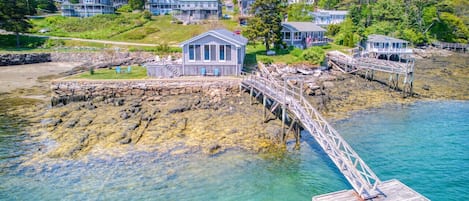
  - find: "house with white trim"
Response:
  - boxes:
[146,29,248,77]
[281,22,327,49]
[312,9,348,26]
[363,34,413,60]
[180,29,248,76]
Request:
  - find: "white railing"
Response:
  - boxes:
[241,70,382,199]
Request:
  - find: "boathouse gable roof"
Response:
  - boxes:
[367,34,409,44]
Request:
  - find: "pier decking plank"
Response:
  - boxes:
[312,179,429,201]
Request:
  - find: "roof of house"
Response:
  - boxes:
[180,29,248,47]
[367,34,409,43]
[282,22,326,32]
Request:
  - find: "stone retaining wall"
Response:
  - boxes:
[0,51,159,67]
[0,53,51,66]
[51,78,241,106]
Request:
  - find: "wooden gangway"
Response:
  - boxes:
[327,51,415,96]
[241,72,428,200]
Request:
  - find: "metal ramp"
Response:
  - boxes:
[241,73,428,200]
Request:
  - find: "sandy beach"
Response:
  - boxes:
[0,62,82,93]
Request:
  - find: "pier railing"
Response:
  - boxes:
[241,71,382,199]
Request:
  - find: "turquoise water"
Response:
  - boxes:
[0,101,468,200]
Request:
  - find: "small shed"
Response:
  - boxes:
[281,22,327,49]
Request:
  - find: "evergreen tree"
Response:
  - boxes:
[129,0,145,11]
[246,0,286,51]
[0,0,32,48]
[36,0,58,12]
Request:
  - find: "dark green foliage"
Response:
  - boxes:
[317,0,340,10]
[142,10,152,20]
[0,0,33,48]
[301,47,325,65]
[326,24,341,36]
[69,0,79,3]
[333,0,469,45]
[287,3,313,22]
[129,0,145,10]
[36,0,57,12]
[245,0,286,51]
[0,34,46,49]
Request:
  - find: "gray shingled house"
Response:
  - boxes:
[180,29,248,76]
[146,29,248,77]
[281,22,327,49]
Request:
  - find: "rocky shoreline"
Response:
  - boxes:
[1,51,468,164]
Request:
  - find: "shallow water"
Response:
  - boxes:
[0,101,468,200]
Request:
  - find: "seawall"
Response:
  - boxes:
[50,78,241,106]
[0,53,52,66]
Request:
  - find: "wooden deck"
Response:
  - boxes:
[327,50,415,96]
[312,179,429,201]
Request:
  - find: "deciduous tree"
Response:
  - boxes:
[0,0,32,48]
[246,0,286,51]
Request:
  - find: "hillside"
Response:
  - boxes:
[29,13,240,45]
[320,0,469,46]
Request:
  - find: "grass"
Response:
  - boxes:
[30,13,150,40]
[70,65,147,80]
[244,43,351,69]
[30,14,242,46]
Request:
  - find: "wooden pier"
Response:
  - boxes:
[432,41,468,52]
[241,71,428,200]
[327,51,415,96]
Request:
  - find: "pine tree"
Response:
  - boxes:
[0,0,32,48]
[246,0,286,51]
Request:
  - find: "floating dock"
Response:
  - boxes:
[313,179,429,201]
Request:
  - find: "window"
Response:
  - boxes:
[204,45,210,61]
[294,32,300,40]
[284,32,291,40]
[219,45,225,61]
[189,45,195,60]
[226,45,231,61]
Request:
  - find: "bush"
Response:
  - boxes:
[43,39,65,48]
[142,10,152,20]
[117,5,132,13]
[301,47,325,65]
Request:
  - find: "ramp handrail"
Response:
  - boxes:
[242,69,382,199]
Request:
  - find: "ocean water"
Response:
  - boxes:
[0,101,468,200]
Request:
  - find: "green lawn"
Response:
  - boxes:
[244,43,351,69]
[30,14,242,46]
[70,65,147,80]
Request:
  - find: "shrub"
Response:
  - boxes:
[301,46,325,65]
[117,5,132,13]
